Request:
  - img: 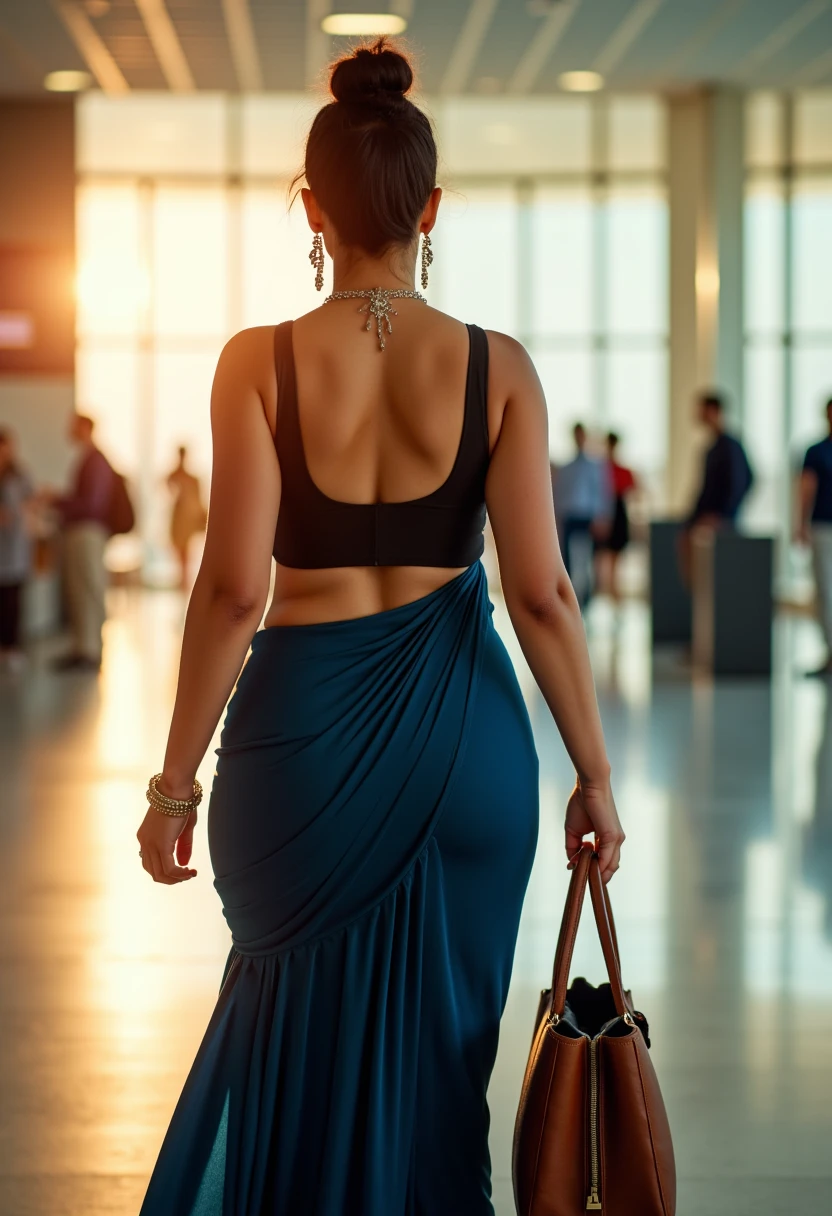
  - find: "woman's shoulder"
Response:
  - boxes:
[215,324,285,382]
[212,326,284,421]
[482,329,542,395]
[219,325,281,361]
[420,313,535,377]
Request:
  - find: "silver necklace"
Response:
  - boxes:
[323,287,426,351]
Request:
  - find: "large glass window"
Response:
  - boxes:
[77,93,669,577]
[743,93,832,559]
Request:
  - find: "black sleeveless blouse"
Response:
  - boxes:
[272,321,490,569]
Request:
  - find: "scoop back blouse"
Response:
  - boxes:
[271,320,490,569]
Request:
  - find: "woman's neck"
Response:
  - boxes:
[330,249,418,294]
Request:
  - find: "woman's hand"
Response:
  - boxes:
[136,805,198,885]
[565,778,625,884]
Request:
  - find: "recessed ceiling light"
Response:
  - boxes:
[558,70,604,93]
[321,14,408,37]
[44,70,94,93]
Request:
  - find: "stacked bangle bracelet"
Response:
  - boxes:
[146,773,203,817]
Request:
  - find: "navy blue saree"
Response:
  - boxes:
[139,561,539,1215]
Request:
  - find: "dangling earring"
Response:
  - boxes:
[310,232,324,292]
[421,232,433,290]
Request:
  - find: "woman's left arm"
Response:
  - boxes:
[137,328,279,885]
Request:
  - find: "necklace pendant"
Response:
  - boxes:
[324,286,426,350]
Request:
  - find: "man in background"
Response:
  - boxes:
[689,391,754,528]
[798,397,832,678]
[51,414,114,672]
[679,391,754,586]
[552,423,611,610]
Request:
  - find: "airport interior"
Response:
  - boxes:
[1,2,832,1214]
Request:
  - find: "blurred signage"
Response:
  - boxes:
[0,311,35,349]
[0,246,74,374]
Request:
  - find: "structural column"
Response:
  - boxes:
[667,88,744,514]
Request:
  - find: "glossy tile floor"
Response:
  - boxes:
[1,582,832,1216]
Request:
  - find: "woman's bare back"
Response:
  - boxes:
[260,301,504,626]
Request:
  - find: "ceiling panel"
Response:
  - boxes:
[0,0,829,98]
[0,23,47,92]
[621,0,745,85]
[475,5,544,92]
[0,0,85,86]
[168,0,237,91]
[685,0,806,80]
[90,0,168,89]
[251,0,306,92]
[536,0,653,92]
[391,0,473,94]
[776,14,832,84]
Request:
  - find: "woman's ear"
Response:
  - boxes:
[301,187,324,233]
[420,186,443,235]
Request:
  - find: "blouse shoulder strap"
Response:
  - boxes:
[464,323,490,457]
[273,321,300,461]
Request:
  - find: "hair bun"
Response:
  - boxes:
[330,39,413,111]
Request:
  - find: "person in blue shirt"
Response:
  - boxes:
[551,422,612,610]
[798,397,832,678]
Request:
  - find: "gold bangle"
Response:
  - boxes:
[146,773,203,817]
[147,773,202,807]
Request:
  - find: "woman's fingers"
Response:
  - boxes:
[138,840,196,883]
[564,786,595,868]
[595,832,624,884]
[158,846,197,882]
[175,811,197,866]
[564,825,585,867]
[145,847,168,884]
[137,808,197,884]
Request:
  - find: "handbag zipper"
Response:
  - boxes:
[586,1037,601,1210]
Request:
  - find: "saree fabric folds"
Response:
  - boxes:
[139,561,539,1216]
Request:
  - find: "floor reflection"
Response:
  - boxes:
[1,586,831,1215]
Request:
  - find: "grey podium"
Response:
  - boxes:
[691,529,774,677]
[649,520,692,645]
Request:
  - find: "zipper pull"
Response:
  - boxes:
[586,1189,602,1210]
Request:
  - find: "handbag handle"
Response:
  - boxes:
[588,854,635,1017]
[550,841,631,1020]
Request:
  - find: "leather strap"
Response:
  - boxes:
[588,855,631,1016]
[551,841,629,1018]
[550,843,593,1014]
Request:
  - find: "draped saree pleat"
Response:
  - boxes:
[139,561,539,1216]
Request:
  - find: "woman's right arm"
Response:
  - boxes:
[484,332,625,883]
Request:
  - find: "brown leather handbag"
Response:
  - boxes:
[513,842,676,1216]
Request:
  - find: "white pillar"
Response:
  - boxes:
[667,88,745,514]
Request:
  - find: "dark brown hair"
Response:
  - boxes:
[700,391,725,414]
[300,39,437,256]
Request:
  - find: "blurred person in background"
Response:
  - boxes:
[167,445,207,590]
[594,431,637,603]
[797,396,832,678]
[688,391,753,529]
[552,422,612,610]
[0,428,35,672]
[49,413,115,672]
[679,391,754,583]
